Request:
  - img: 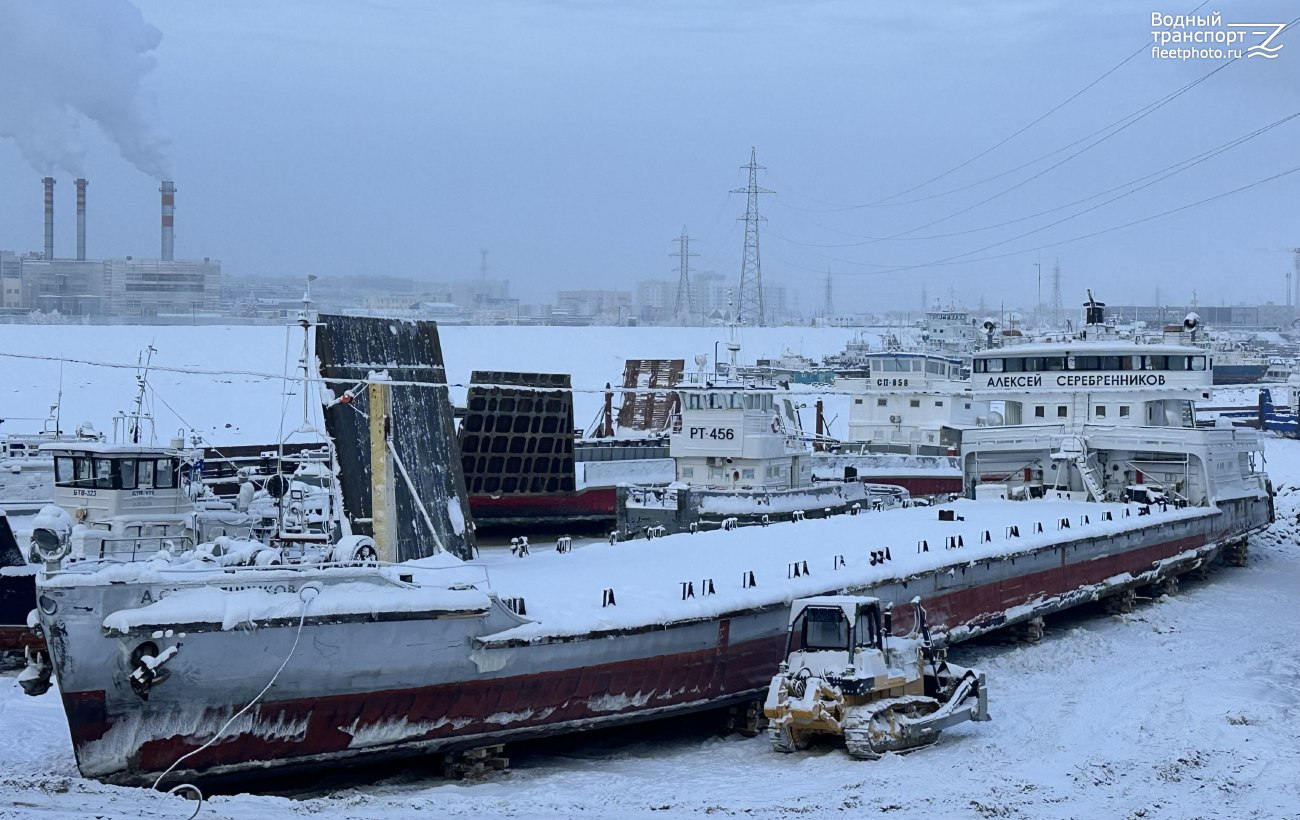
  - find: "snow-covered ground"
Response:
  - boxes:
[1,438,1297,818]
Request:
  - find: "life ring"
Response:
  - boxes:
[771,416,781,433]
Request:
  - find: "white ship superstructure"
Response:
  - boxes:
[841,351,989,456]
[920,309,979,355]
[669,377,810,491]
[963,306,1267,509]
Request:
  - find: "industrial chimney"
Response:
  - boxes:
[75,178,87,261]
[42,177,55,260]
[160,180,175,261]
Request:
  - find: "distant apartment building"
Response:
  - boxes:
[364,294,419,311]
[0,251,22,310]
[557,289,632,323]
[630,273,798,324]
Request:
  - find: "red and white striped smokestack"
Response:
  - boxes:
[42,177,55,260]
[75,178,87,261]
[160,180,175,261]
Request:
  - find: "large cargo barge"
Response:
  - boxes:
[25,309,1273,786]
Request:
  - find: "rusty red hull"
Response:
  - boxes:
[870,476,964,496]
[59,515,1252,785]
[469,488,616,527]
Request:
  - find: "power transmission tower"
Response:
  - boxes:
[822,269,833,319]
[733,148,774,326]
[1049,259,1063,327]
[671,226,698,324]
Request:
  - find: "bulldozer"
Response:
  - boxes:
[763,595,989,759]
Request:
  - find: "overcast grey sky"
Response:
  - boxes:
[0,0,1297,313]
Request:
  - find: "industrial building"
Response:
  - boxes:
[0,177,222,319]
[1108,303,1296,330]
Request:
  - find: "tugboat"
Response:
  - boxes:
[617,333,886,536]
[814,349,987,497]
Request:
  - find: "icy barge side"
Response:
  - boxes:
[38,494,1269,786]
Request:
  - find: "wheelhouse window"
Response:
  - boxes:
[55,455,172,490]
[119,459,137,490]
[55,456,93,487]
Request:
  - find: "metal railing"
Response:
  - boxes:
[97,535,195,561]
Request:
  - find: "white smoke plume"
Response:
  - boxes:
[0,0,170,178]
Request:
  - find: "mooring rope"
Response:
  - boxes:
[151,585,318,816]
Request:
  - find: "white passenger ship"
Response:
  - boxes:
[962,299,1266,515]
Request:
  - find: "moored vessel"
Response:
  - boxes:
[27,310,1273,787]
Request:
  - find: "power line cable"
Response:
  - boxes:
[766,111,1300,250]
[770,163,1300,276]
[778,0,1213,211]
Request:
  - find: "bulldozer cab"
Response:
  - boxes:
[784,596,884,660]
